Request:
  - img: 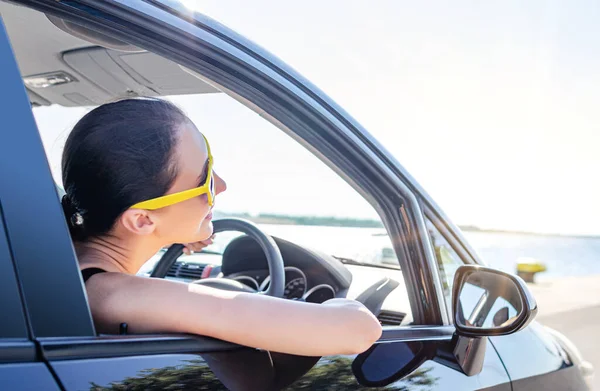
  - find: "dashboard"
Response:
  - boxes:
[220,235,353,303]
[229,266,336,303]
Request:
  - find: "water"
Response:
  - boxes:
[463,231,600,280]
[206,224,600,280]
[206,224,394,265]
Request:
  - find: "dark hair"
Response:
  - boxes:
[61,97,190,241]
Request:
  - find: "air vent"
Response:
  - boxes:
[377,310,405,326]
[166,262,206,280]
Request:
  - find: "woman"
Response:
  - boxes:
[61,97,382,357]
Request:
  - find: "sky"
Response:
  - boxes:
[32,1,600,236]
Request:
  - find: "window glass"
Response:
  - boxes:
[426,218,465,315]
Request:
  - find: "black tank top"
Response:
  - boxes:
[81,268,107,283]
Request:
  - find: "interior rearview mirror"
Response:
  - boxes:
[453,265,537,338]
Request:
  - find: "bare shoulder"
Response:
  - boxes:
[82,272,232,334]
[84,271,233,298]
[84,272,189,307]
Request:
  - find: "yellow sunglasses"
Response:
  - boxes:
[130,135,215,210]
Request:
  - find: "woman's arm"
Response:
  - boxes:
[86,273,382,356]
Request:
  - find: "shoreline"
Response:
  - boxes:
[461,227,600,240]
[215,212,600,240]
[527,274,600,317]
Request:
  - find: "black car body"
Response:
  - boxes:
[0,0,594,390]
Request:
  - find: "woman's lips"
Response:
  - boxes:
[205,211,213,221]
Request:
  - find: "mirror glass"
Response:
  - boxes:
[352,341,426,386]
[456,270,523,330]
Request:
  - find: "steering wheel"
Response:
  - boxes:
[151,218,285,298]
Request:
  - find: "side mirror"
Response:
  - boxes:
[352,341,432,387]
[453,265,537,338]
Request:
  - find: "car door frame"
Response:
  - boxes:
[7,0,511,385]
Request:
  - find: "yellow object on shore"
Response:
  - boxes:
[516,259,547,274]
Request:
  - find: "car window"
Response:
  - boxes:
[458,282,487,324]
[35,93,400,268]
[32,70,414,325]
[425,217,465,317]
[0,206,28,338]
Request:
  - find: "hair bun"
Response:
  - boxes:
[61,194,85,231]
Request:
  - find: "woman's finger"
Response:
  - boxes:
[185,241,211,253]
[182,234,216,254]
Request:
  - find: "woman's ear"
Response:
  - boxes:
[120,209,157,235]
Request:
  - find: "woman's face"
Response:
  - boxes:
[153,123,226,244]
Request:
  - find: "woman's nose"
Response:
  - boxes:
[214,171,227,195]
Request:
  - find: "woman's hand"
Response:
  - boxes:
[182,234,216,255]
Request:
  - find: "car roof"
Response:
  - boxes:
[0,1,219,108]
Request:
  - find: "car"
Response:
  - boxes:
[0,1,594,390]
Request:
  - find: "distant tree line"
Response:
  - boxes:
[213,211,599,238]
[214,211,385,228]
